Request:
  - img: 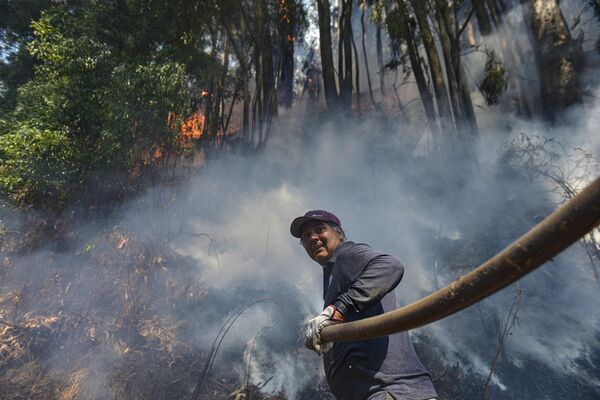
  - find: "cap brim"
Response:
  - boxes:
[290,216,314,238]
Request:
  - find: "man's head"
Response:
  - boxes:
[290,210,345,266]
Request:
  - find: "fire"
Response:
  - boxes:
[278,0,291,24]
[181,111,205,139]
[138,111,207,165]
[167,111,205,140]
[200,90,209,97]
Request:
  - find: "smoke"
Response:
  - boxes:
[158,86,598,397]
[2,2,600,399]
[2,91,599,399]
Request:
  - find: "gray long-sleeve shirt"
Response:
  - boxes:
[322,241,437,400]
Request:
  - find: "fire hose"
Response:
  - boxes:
[320,176,600,343]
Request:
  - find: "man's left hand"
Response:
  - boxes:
[304,305,345,354]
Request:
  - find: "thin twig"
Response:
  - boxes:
[483,289,523,399]
[189,299,272,400]
[457,7,475,38]
[181,231,222,269]
[243,325,273,393]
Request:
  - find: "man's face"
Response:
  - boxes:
[300,221,343,266]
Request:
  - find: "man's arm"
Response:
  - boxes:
[333,245,405,318]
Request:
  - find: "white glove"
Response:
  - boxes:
[304,305,344,354]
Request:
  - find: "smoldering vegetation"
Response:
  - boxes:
[1,98,599,400]
[2,1,600,400]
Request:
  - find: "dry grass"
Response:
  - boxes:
[0,220,291,400]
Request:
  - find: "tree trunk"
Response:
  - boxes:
[277,0,295,108]
[525,0,582,121]
[434,6,465,134]
[261,1,276,141]
[411,0,454,135]
[317,0,339,111]
[404,15,441,141]
[361,2,380,111]
[220,5,251,144]
[252,0,277,145]
[216,37,231,140]
[351,23,361,114]
[485,0,503,28]
[338,0,353,110]
[472,0,492,36]
[242,68,250,144]
[486,0,534,117]
[443,5,479,136]
[204,32,218,142]
[376,24,385,96]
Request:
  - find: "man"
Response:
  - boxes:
[290,210,437,400]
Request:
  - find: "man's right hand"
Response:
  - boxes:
[304,305,344,354]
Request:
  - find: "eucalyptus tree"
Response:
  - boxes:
[410,0,454,136]
[524,0,583,121]
[386,1,441,141]
[431,0,479,136]
[472,0,492,36]
[277,0,307,109]
[317,0,341,112]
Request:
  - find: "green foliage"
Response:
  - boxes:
[370,1,386,26]
[0,123,76,205]
[0,45,38,115]
[0,0,52,44]
[384,3,410,45]
[480,49,508,106]
[0,0,52,115]
[0,2,205,209]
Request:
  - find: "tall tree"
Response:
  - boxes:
[360,0,381,111]
[433,1,479,136]
[411,0,454,135]
[338,0,354,109]
[275,0,306,109]
[220,0,253,144]
[386,2,441,140]
[253,0,277,145]
[317,0,340,112]
[277,0,297,108]
[525,0,583,121]
[481,0,536,117]
[472,0,492,36]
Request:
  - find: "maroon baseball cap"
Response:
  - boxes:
[290,210,341,238]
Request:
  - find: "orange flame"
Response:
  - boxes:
[279,0,291,24]
[181,112,205,139]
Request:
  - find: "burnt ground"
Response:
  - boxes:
[0,213,337,400]
[1,203,599,399]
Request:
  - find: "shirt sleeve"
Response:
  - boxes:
[333,245,405,318]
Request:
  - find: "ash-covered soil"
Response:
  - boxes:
[0,215,333,400]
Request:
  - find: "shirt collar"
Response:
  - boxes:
[327,241,353,264]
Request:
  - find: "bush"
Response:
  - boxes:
[0,123,76,206]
